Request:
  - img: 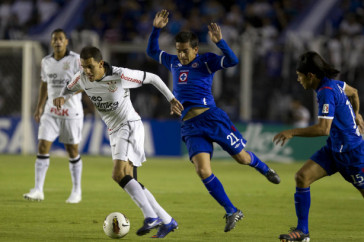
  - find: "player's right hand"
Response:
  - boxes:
[153,9,169,28]
[53,97,65,111]
[33,108,43,123]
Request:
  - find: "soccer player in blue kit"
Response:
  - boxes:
[273,51,364,242]
[147,9,281,233]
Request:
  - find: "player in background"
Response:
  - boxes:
[53,46,184,238]
[147,10,281,233]
[273,51,364,242]
[23,29,84,204]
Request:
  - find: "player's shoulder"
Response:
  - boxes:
[68,50,80,58]
[199,52,219,61]
[42,53,53,62]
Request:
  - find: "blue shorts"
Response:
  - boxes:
[311,142,364,189]
[181,107,247,160]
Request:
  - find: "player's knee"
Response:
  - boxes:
[65,145,79,158]
[195,167,211,179]
[295,171,309,186]
[38,141,50,154]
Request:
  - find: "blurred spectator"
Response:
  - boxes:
[289,99,311,128]
[36,0,59,24]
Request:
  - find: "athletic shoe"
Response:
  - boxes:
[137,217,162,236]
[265,168,281,184]
[279,227,310,241]
[224,209,244,232]
[66,192,81,204]
[151,218,178,238]
[23,189,44,201]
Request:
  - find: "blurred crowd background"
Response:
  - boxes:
[0,0,364,126]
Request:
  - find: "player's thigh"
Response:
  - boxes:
[59,118,83,144]
[38,114,59,143]
[109,121,146,167]
[295,159,327,187]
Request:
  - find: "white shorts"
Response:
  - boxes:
[109,120,146,167]
[38,114,83,144]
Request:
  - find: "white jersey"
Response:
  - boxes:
[66,63,174,134]
[41,50,83,119]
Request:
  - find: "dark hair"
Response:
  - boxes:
[51,28,67,38]
[296,51,340,79]
[175,31,199,48]
[80,46,103,62]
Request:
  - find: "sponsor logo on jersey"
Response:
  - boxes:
[178,71,188,84]
[107,81,118,92]
[322,104,329,114]
[50,107,69,116]
[121,73,142,84]
[192,62,199,68]
[89,96,119,112]
[63,62,70,70]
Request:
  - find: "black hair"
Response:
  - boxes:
[51,28,67,38]
[296,51,340,79]
[80,46,103,62]
[175,31,199,48]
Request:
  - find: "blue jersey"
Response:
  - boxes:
[147,27,239,118]
[316,77,363,152]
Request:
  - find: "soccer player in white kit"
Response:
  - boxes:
[23,29,84,204]
[54,46,184,238]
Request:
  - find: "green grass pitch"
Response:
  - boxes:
[0,154,363,241]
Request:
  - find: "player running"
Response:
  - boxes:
[273,51,364,242]
[54,46,183,238]
[23,29,83,204]
[147,9,281,233]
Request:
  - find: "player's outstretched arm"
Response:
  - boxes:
[153,9,169,29]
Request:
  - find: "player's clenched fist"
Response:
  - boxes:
[53,97,65,111]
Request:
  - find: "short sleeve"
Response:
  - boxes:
[317,88,335,119]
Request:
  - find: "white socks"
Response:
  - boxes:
[34,155,50,192]
[143,187,172,224]
[69,155,82,194]
[124,179,158,218]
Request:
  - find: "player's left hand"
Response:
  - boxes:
[170,98,184,116]
[53,97,65,111]
[273,130,293,146]
[208,23,222,43]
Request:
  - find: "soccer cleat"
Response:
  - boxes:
[265,168,281,184]
[224,209,244,232]
[23,189,44,201]
[137,217,162,236]
[151,218,178,238]
[279,227,310,241]
[66,192,81,204]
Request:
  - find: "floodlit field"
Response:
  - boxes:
[0,154,362,241]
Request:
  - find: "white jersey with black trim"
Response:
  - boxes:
[67,64,173,134]
[41,50,83,119]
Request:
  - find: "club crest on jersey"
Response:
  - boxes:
[63,62,70,70]
[322,104,329,113]
[107,81,118,92]
[178,71,188,84]
[192,62,199,68]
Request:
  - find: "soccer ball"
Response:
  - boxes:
[103,212,130,239]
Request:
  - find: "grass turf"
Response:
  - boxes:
[0,154,363,241]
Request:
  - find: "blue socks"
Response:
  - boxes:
[202,174,237,214]
[295,187,310,234]
[247,151,269,175]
